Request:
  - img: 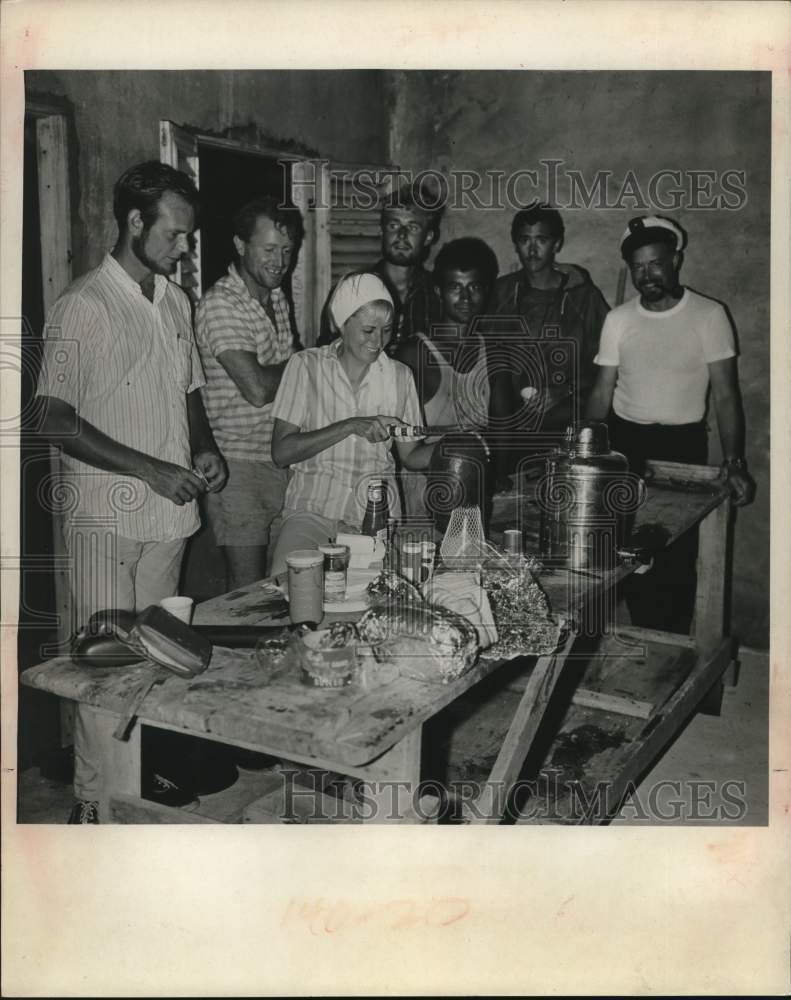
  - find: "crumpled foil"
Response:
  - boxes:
[480,557,561,660]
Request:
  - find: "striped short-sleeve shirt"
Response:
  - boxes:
[271,342,423,524]
[36,253,205,542]
[195,264,294,462]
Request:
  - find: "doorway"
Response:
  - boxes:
[197,143,293,295]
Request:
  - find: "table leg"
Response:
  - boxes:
[467,627,578,824]
[79,705,142,823]
[694,499,732,715]
[357,727,423,824]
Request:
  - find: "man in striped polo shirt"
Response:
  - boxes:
[37,161,228,822]
[196,196,304,590]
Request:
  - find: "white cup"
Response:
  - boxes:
[159,595,194,624]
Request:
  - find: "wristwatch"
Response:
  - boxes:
[721,457,748,474]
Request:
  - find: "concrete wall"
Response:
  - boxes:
[26,69,391,275]
[24,69,392,601]
[24,70,770,646]
[388,70,771,647]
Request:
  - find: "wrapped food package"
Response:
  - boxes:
[423,571,498,650]
[480,557,562,659]
[359,575,479,684]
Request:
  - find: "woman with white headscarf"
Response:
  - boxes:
[269,272,435,573]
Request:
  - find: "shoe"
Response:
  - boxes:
[228,749,279,772]
[142,773,199,809]
[68,800,99,824]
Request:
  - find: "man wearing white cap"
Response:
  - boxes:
[586,214,754,630]
[269,272,436,574]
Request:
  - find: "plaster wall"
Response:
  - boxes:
[388,70,771,646]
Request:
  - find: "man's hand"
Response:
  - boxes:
[347,416,404,444]
[193,449,228,493]
[722,467,756,507]
[144,460,207,505]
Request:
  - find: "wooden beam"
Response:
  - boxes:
[570,687,654,719]
[36,115,72,314]
[644,459,722,484]
[694,500,730,656]
[35,113,73,658]
[468,627,577,824]
[110,794,218,824]
[80,705,142,823]
[609,625,695,649]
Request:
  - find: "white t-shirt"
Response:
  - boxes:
[594,289,736,425]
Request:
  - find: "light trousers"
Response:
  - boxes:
[66,523,186,800]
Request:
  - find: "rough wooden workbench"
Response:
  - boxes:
[21,460,735,825]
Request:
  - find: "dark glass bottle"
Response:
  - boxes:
[361,479,389,541]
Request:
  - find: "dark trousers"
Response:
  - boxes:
[608,413,708,634]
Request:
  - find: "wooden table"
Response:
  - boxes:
[21,460,735,825]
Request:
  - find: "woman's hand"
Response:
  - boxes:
[346,415,405,443]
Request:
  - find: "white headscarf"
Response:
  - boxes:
[329,272,394,330]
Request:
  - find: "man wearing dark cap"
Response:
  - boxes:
[586,214,754,630]
[318,180,443,354]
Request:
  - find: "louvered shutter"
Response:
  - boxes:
[328,165,391,282]
[303,161,394,345]
[159,120,202,303]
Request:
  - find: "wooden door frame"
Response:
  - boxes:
[25,101,73,652]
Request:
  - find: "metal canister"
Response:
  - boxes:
[538,423,632,571]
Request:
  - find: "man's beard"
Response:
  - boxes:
[384,244,421,267]
[638,279,680,301]
[131,232,177,276]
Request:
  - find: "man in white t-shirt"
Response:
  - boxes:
[586,215,754,630]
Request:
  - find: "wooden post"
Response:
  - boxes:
[79,706,142,824]
[467,627,577,824]
[35,114,74,746]
[358,726,422,824]
[694,499,732,714]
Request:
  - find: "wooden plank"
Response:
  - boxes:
[644,460,722,484]
[570,688,653,720]
[21,642,508,771]
[521,637,734,824]
[467,627,577,824]
[78,705,142,823]
[36,115,72,314]
[36,113,74,657]
[611,625,695,649]
[110,794,218,824]
[314,162,332,332]
[359,727,422,824]
[577,634,697,710]
[159,121,202,301]
[290,159,314,346]
[694,500,730,655]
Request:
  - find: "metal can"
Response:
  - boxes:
[503,529,523,555]
[318,544,350,602]
[400,541,423,583]
[420,541,437,583]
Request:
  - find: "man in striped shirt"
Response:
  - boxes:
[37,161,228,822]
[196,196,304,589]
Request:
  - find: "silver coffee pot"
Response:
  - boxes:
[538,422,636,571]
